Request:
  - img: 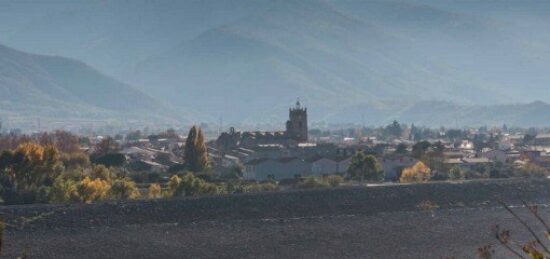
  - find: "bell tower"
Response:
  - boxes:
[286,100,308,142]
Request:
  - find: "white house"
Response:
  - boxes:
[310,157,338,176]
[244,157,311,181]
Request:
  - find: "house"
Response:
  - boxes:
[380,156,418,181]
[502,150,520,163]
[221,154,241,168]
[497,138,513,151]
[243,157,311,181]
[481,149,507,163]
[336,157,352,174]
[443,151,468,159]
[310,157,338,176]
[458,140,474,150]
[445,157,491,170]
[128,160,167,173]
[536,134,550,146]
[462,158,491,167]
[121,146,156,160]
[250,144,285,160]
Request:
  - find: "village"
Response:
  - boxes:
[45,101,549,189]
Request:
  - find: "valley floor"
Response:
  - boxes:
[3,178,550,258]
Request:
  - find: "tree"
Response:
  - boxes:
[347,150,384,182]
[109,178,140,200]
[49,176,78,203]
[95,137,119,155]
[125,130,142,142]
[75,176,110,203]
[60,152,90,169]
[395,143,408,155]
[445,129,463,141]
[400,161,431,183]
[431,141,445,156]
[184,126,209,172]
[412,141,431,159]
[92,153,126,167]
[53,130,81,153]
[0,142,64,204]
[385,120,402,139]
[90,164,115,182]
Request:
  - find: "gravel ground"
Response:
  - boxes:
[3,179,550,258]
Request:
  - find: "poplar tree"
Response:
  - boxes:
[184,126,209,172]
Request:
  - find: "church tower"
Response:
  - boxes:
[286,100,308,142]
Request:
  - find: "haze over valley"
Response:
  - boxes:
[2,0,550,128]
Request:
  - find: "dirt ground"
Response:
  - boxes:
[3,179,550,258]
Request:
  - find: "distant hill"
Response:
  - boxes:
[0,44,181,127]
[0,0,272,78]
[323,100,550,127]
[132,0,508,123]
[397,101,550,127]
[2,0,550,126]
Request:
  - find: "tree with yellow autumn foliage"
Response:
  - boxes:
[75,176,110,203]
[400,161,432,183]
[0,142,64,204]
[148,183,162,199]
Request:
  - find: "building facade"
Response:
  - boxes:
[286,100,308,143]
[217,101,309,149]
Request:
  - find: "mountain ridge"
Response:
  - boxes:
[2,0,550,127]
[0,43,184,127]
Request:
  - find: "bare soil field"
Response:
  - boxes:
[2,179,550,258]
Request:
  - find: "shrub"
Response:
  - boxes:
[167,175,183,197]
[109,178,140,200]
[513,162,549,178]
[242,182,278,193]
[448,166,464,180]
[75,176,110,203]
[400,161,431,183]
[89,165,116,182]
[148,183,162,199]
[167,172,223,197]
[326,175,344,187]
[49,176,78,203]
[298,177,330,189]
[180,172,208,196]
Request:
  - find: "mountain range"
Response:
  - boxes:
[0,44,184,129]
[1,0,550,128]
